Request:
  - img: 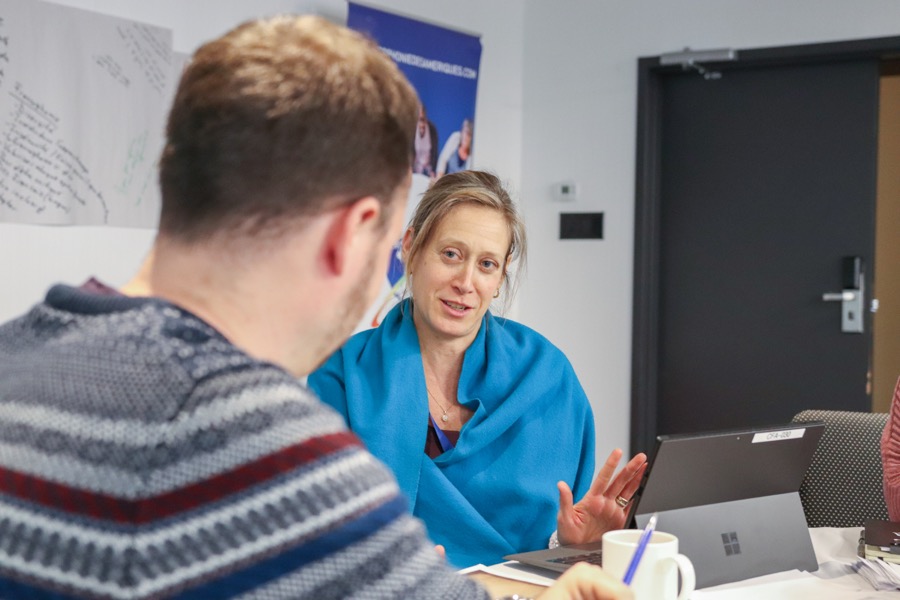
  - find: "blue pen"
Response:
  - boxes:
[622,512,658,585]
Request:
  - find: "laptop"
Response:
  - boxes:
[504,421,825,588]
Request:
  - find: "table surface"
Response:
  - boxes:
[467,527,888,599]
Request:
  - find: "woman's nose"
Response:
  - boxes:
[452,263,475,292]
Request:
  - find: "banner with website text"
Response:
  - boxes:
[348,2,482,329]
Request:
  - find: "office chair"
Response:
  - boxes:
[791,409,889,527]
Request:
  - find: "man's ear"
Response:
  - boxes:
[322,196,381,276]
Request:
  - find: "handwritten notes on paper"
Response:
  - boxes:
[0,83,107,220]
[0,18,8,90]
[0,0,173,227]
[117,22,170,96]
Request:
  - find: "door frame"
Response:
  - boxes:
[631,35,900,455]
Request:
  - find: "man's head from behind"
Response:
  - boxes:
[158,15,418,242]
[149,15,418,374]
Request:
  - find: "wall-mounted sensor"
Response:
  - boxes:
[554,181,577,201]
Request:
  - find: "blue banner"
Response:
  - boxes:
[348,3,483,328]
[348,3,482,180]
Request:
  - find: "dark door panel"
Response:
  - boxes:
[631,41,890,452]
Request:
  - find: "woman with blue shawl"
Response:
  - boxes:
[308,171,646,567]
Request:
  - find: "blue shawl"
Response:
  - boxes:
[308,301,596,567]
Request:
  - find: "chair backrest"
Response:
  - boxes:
[791,409,889,527]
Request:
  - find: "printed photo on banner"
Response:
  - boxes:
[348,3,482,329]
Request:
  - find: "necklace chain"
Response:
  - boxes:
[427,388,452,423]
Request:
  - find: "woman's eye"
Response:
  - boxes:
[481,260,498,271]
[442,249,459,259]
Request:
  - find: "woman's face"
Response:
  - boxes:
[404,203,509,347]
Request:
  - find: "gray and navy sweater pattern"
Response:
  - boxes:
[0,285,487,599]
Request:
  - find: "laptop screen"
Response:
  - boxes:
[629,421,825,516]
[626,421,826,588]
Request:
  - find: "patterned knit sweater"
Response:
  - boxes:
[0,285,488,599]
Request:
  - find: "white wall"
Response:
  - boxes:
[519,1,900,460]
[0,0,523,322]
[4,0,900,471]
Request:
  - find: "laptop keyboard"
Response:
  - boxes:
[547,551,604,566]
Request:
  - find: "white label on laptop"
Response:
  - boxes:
[751,428,806,443]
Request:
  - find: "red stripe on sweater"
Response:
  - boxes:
[0,430,363,524]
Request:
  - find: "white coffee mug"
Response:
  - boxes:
[601,529,695,600]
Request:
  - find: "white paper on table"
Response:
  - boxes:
[691,570,881,600]
[851,558,900,591]
[810,526,864,563]
[459,562,556,587]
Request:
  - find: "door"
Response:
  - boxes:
[873,68,900,413]
[631,38,900,454]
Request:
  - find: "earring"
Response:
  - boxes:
[493,289,500,299]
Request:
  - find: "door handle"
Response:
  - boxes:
[821,256,864,334]
[822,291,856,302]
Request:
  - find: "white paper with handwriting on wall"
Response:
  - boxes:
[0,0,173,227]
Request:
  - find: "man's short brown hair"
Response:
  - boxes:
[158,15,419,241]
